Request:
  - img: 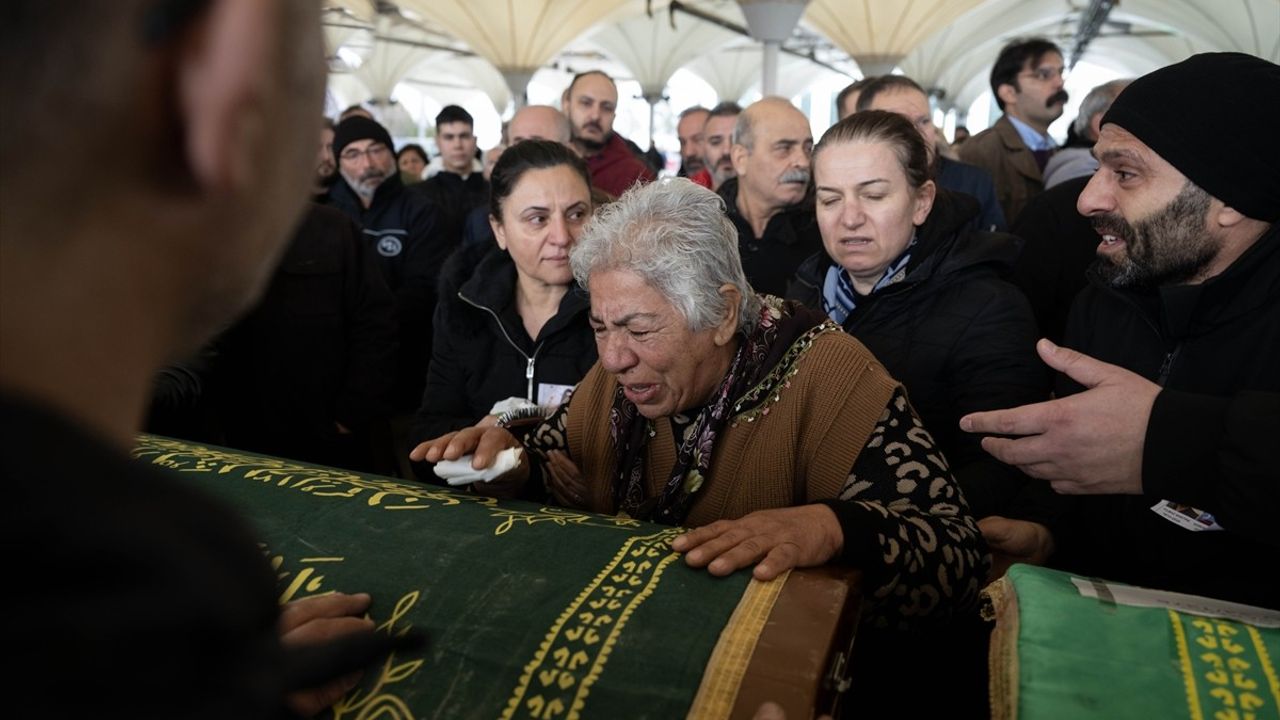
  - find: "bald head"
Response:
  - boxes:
[509,105,573,146]
[731,97,813,213]
[734,97,809,151]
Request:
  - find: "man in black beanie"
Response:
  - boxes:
[326,115,450,442]
[961,52,1280,609]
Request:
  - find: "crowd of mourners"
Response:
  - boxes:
[5,3,1275,715]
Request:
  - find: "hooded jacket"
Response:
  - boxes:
[787,189,1049,518]
[408,242,598,454]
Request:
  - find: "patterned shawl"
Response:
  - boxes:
[607,295,836,525]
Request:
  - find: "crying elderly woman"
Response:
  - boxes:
[412,178,987,625]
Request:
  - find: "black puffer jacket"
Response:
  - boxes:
[408,242,597,452]
[787,189,1049,518]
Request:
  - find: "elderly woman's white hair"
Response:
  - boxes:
[571,178,762,334]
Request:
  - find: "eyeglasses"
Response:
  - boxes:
[1020,66,1066,83]
[339,144,391,163]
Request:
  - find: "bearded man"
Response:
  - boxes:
[326,116,448,411]
[961,53,1280,609]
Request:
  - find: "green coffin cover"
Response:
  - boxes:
[133,435,758,719]
[984,564,1280,720]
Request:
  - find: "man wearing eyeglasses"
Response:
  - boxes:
[961,38,1070,225]
[327,116,448,420]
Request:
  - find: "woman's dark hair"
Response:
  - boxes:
[488,139,592,221]
[396,143,428,164]
[812,110,934,189]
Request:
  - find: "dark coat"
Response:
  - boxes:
[3,394,290,716]
[787,189,1049,518]
[937,155,1007,232]
[412,170,490,249]
[325,173,450,409]
[211,204,399,470]
[1009,175,1099,343]
[1049,223,1280,608]
[408,242,597,451]
[719,177,825,298]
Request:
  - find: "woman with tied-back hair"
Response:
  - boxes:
[788,110,1049,523]
[413,177,988,627]
[407,140,598,482]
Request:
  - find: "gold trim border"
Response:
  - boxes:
[1170,610,1205,720]
[501,529,682,720]
[686,570,791,719]
[1248,625,1280,709]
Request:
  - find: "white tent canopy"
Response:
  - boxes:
[320,0,1276,147]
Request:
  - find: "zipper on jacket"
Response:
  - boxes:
[457,291,544,403]
[1157,343,1181,385]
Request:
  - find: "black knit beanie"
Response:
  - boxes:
[332,116,394,158]
[1101,52,1280,222]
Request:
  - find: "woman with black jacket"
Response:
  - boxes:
[787,111,1049,519]
[409,141,597,479]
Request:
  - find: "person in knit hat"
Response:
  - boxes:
[332,115,397,207]
[324,114,450,433]
[961,52,1280,608]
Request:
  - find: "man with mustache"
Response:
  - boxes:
[960,38,1069,224]
[676,105,710,180]
[697,101,742,192]
[561,70,655,198]
[327,116,449,424]
[960,53,1280,608]
[717,97,822,296]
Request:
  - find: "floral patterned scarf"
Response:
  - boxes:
[607,295,833,525]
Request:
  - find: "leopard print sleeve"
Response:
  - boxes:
[517,391,574,496]
[523,398,571,461]
[821,387,990,630]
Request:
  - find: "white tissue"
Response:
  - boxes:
[433,447,523,486]
[489,397,538,415]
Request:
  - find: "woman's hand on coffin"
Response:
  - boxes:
[410,427,528,495]
[545,450,587,507]
[671,504,844,581]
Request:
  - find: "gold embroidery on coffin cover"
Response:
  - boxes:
[133,435,642,535]
[501,530,682,720]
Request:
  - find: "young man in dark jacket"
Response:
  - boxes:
[962,53,1280,608]
[413,105,489,249]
